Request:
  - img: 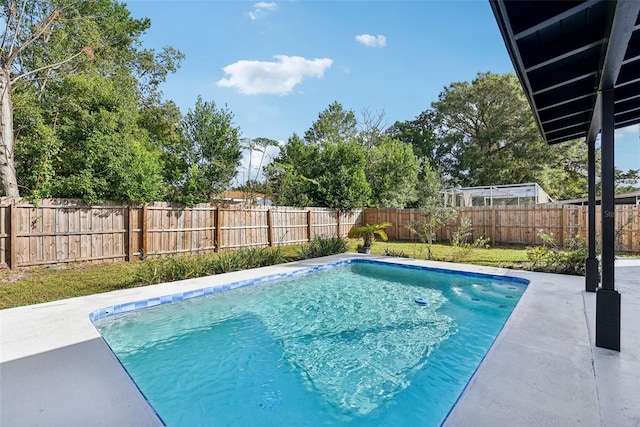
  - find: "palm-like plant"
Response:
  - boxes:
[350,222,392,248]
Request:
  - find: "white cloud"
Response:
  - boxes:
[248,2,277,20]
[217,55,333,95]
[355,34,387,48]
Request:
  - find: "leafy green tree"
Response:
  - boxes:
[431,72,543,185]
[1,0,84,197]
[3,0,183,201]
[32,72,166,203]
[386,111,446,169]
[168,96,242,205]
[429,72,591,200]
[538,141,589,200]
[615,168,640,194]
[413,160,445,208]
[142,101,189,192]
[304,101,357,146]
[265,133,315,207]
[11,85,58,200]
[268,103,371,210]
[316,140,370,210]
[303,102,370,209]
[385,112,446,208]
[366,136,418,208]
[265,162,314,207]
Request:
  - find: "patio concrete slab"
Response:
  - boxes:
[443,267,600,426]
[1,254,638,426]
[585,260,640,427]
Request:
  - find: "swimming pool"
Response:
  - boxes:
[93,259,528,426]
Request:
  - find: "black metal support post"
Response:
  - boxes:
[585,135,599,292]
[596,89,620,351]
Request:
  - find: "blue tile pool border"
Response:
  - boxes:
[88,258,529,324]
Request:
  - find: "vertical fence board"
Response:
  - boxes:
[9,203,17,269]
[0,203,7,267]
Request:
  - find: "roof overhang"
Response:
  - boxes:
[490,0,640,145]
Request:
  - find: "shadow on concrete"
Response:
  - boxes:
[0,338,162,427]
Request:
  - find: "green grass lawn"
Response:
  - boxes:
[0,241,530,310]
[366,240,530,268]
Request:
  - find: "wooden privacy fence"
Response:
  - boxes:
[2,200,639,269]
[364,205,640,252]
[0,199,362,269]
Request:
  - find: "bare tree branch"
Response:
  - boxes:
[0,1,18,55]
[6,0,28,62]
[8,5,61,68]
[11,46,89,85]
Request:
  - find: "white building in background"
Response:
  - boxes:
[443,183,552,207]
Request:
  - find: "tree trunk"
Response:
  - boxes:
[0,67,19,198]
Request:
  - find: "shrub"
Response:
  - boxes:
[299,235,348,259]
[135,247,290,285]
[383,248,409,258]
[447,217,491,262]
[527,230,587,275]
[211,247,288,273]
[135,254,215,285]
[406,205,458,260]
[349,222,392,248]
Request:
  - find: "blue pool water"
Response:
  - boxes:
[94,260,528,426]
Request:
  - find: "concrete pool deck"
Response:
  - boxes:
[1,254,638,426]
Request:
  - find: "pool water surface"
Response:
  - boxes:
[94,260,528,426]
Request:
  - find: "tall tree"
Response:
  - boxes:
[357,107,387,149]
[304,101,357,146]
[316,140,370,210]
[615,168,640,194]
[168,96,242,205]
[21,71,167,203]
[265,133,315,207]
[430,72,590,200]
[431,72,542,185]
[242,137,279,185]
[1,0,182,199]
[386,111,440,166]
[386,112,447,207]
[1,0,87,197]
[267,102,372,210]
[366,136,418,208]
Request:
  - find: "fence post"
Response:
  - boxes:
[336,211,341,237]
[491,207,497,245]
[307,210,313,241]
[126,206,134,261]
[141,203,149,259]
[9,201,17,270]
[560,205,567,247]
[215,207,222,252]
[625,207,633,251]
[396,209,400,240]
[267,209,274,247]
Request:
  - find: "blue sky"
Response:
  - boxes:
[127,0,640,182]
